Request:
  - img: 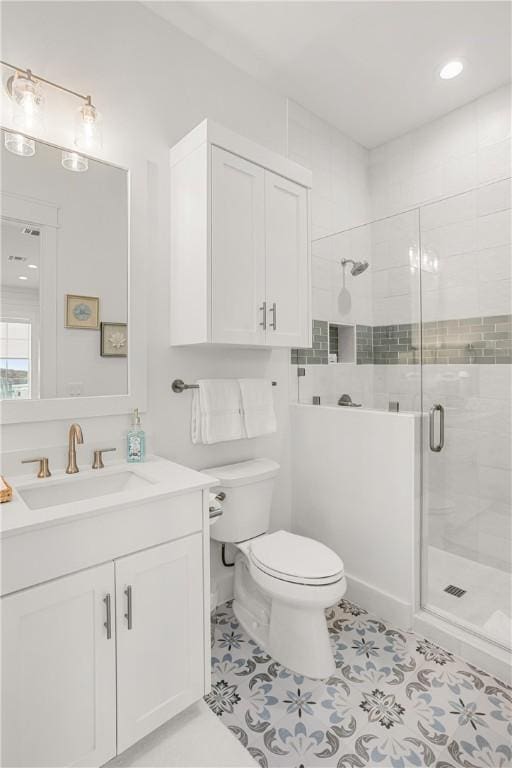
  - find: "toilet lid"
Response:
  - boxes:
[250,530,344,585]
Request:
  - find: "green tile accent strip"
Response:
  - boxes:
[291,315,512,365]
[373,323,420,365]
[418,314,511,365]
[291,320,329,365]
[356,325,373,364]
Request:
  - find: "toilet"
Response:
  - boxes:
[207,458,346,679]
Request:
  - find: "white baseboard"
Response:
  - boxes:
[346,573,413,630]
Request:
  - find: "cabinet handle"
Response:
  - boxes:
[259,301,267,330]
[124,585,133,630]
[103,594,112,639]
[270,302,277,331]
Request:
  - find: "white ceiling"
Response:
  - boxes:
[147,0,511,148]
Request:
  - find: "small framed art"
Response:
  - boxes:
[65,294,100,330]
[100,322,128,357]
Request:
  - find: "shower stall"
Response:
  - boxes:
[294,178,511,653]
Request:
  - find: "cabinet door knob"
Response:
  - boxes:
[270,302,277,330]
[259,301,267,330]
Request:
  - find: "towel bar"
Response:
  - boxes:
[171,378,277,393]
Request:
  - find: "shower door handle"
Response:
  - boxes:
[429,404,444,452]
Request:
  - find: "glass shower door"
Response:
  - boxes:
[420,181,512,649]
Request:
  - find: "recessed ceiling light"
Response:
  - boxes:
[18,275,28,280]
[439,60,464,80]
[27,263,38,269]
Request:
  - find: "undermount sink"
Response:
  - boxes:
[19,470,153,511]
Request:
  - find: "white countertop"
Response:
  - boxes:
[1,456,217,538]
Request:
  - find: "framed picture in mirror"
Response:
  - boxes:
[101,322,127,357]
[65,294,100,330]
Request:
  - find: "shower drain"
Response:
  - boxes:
[444,584,467,598]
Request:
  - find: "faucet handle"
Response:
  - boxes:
[21,457,51,478]
[92,448,116,470]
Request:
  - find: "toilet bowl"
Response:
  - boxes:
[206,458,346,679]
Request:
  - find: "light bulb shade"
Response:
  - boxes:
[74,102,102,152]
[4,132,36,157]
[9,71,45,132]
[62,151,88,172]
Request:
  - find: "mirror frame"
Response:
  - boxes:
[0,131,146,424]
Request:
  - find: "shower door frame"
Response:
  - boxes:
[417,186,512,654]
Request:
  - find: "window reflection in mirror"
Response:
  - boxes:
[0,130,128,400]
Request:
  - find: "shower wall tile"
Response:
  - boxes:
[370,83,511,220]
[291,319,329,365]
[292,315,511,367]
[356,324,373,364]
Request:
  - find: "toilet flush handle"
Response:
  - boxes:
[215,491,226,502]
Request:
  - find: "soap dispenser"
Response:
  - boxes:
[127,408,146,463]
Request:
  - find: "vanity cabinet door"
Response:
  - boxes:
[1,563,116,768]
[115,534,204,753]
[265,170,310,347]
[211,146,266,345]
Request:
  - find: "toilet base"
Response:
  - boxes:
[232,551,346,679]
[268,599,338,679]
[233,554,271,651]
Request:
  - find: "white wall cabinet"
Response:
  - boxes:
[211,147,266,345]
[264,170,309,347]
[170,120,312,348]
[1,533,206,767]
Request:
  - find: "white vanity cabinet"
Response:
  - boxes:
[2,563,117,768]
[115,534,204,752]
[0,459,215,768]
[170,120,312,348]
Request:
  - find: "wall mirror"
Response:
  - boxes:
[1,129,133,421]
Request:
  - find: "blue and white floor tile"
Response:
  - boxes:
[205,599,512,768]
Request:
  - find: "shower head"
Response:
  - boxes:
[341,258,369,276]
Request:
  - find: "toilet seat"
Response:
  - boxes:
[249,530,344,586]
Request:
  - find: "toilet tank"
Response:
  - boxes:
[205,458,280,543]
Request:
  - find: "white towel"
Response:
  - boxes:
[191,379,244,445]
[238,378,277,438]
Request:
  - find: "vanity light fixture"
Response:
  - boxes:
[1,59,102,159]
[439,60,464,80]
[4,131,35,157]
[8,69,45,132]
[74,98,102,152]
[62,151,88,173]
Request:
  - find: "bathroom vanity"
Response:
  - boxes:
[1,457,216,768]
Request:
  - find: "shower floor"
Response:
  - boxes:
[206,599,511,768]
[425,546,512,649]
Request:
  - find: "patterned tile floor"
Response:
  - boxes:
[205,599,511,768]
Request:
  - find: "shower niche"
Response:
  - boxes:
[328,323,355,364]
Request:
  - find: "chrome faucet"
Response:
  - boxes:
[338,394,362,408]
[66,423,84,474]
